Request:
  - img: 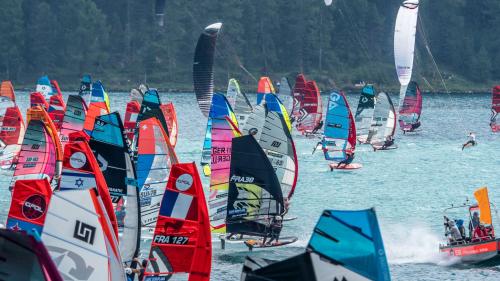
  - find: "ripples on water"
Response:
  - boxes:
[1,91,499,280]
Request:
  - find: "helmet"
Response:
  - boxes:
[275,216,282,221]
[448,220,455,226]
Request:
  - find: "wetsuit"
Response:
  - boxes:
[462,134,476,150]
[311,121,324,134]
[381,139,394,150]
[336,153,354,168]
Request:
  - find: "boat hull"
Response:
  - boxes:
[440,239,500,264]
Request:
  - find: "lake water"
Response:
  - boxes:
[1,91,499,280]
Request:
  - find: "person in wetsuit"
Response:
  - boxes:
[311,120,324,134]
[462,132,476,150]
[334,151,354,170]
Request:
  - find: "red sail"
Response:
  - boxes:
[144,163,211,281]
[292,74,307,119]
[0,106,24,146]
[124,100,140,143]
[160,102,179,147]
[30,92,49,109]
[6,179,53,235]
[60,141,118,236]
[296,80,322,133]
[48,95,66,130]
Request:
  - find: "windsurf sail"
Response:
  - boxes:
[35,75,55,101]
[79,74,92,106]
[394,0,419,108]
[292,74,307,121]
[0,105,25,168]
[258,112,298,200]
[323,91,356,162]
[0,80,16,101]
[48,94,66,130]
[136,117,178,229]
[50,80,62,96]
[209,117,241,233]
[241,105,267,140]
[90,81,111,112]
[137,89,170,142]
[263,94,293,133]
[6,179,53,236]
[296,80,322,134]
[226,135,285,238]
[256,77,276,106]
[193,22,222,117]
[491,86,500,132]
[143,163,212,281]
[369,92,396,146]
[398,81,422,131]
[88,112,134,202]
[201,93,237,176]
[41,188,126,281]
[124,100,141,144]
[226,78,253,130]
[59,95,88,147]
[30,92,49,109]
[10,107,63,189]
[83,103,109,134]
[278,77,294,117]
[354,85,376,143]
[0,228,63,281]
[60,140,118,236]
[242,209,391,281]
[160,102,179,148]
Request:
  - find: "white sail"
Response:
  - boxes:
[241,105,267,140]
[369,92,396,145]
[42,189,125,281]
[394,0,419,88]
[226,78,253,129]
[258,112,297,199]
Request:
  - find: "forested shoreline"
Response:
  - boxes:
[1,0,499,92]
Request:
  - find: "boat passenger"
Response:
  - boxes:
[456,219,466,239]
[336,151,354,168]
[446,220,462,243]
[473,225,490,241]
[462,132,476,150]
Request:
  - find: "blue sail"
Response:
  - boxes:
[323,91,356,162]
[308,209,390,281]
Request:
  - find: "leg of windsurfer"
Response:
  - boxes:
[336,152,354,168]
[462,132,476,150]
[311,120,324,134]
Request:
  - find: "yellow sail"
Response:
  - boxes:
[474,187,492,225]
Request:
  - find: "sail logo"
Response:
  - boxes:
[270,141,281,148]
[22,195,46,220]
[73,220,96,245]
[176,173,193,191]
[329,93,340,110]
[153,235,189,245]
[69,152,87,169]
[230,175,254,183]
[46,245,95,280]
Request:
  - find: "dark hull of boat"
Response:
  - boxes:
[440,239,500,264]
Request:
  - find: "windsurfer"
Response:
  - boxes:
[311,120,324,134]
[263,215,283,245]
[124,258,147,281]
[313,136,327,154]
[461,132,476,150]
[374,135,395,151]
[335,151,354,169]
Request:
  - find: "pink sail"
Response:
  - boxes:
[398,81,422,132]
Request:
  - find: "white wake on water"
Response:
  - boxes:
[382,223,459,266]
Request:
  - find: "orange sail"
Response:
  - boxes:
[160,102,179,147]
[83,103,109,133]
[0,81,16,101]
[474,187,492,225]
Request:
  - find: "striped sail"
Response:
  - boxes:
[59,95,88,148]
[369,92,396,146]
[209,117,240,233]
[193,22,222,117]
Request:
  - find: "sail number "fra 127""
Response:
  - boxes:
[153,235,189,245]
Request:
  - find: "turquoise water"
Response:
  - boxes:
[2,91,500,280]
